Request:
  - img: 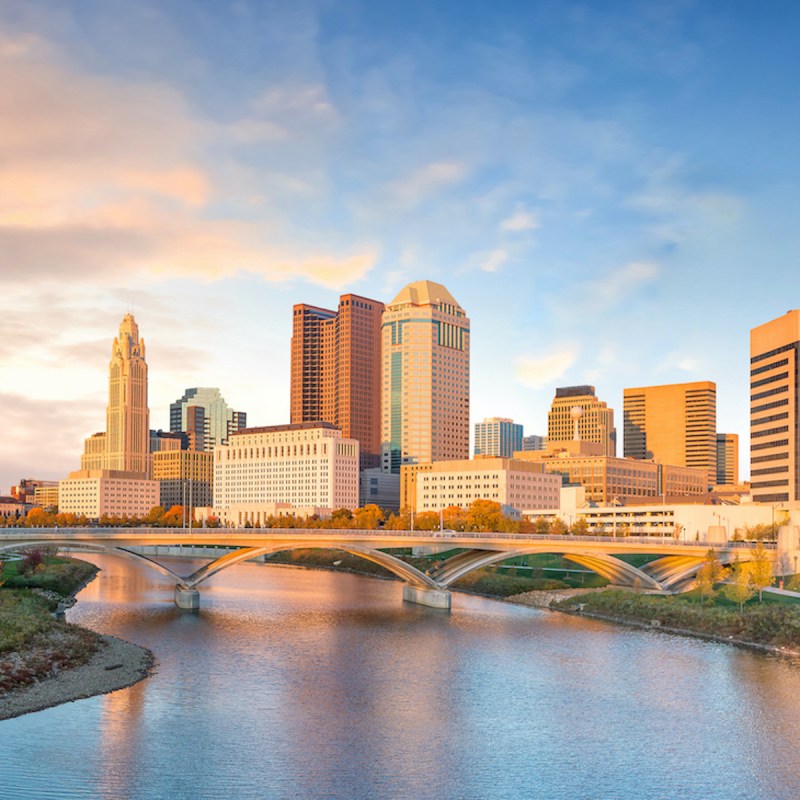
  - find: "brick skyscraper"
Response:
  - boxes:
[290,294,384,470]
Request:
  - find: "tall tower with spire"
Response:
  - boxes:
[104,313,150,475]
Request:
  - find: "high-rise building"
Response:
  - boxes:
[291,294,384,470]
[547,386,616,456]
[104,314,149,475]
[716,433,739,486]
[623,381,716,483]
[750,310,800,503]
[474,417,523,457]
[380,280,470,473]
[153,450,214,511]
[522,434,547,451]
[170,388,246,452]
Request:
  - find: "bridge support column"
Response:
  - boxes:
[402,584,451,610]
[174,586,200,610]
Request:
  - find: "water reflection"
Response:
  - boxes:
[1,554,800,800]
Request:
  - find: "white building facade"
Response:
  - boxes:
[416,458,562,518]
[213,422,359,526]
[59,470,159,519]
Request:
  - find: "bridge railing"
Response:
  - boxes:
[0,527,777,549]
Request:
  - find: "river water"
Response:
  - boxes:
[2,555,800,800]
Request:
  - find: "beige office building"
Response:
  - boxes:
[514,441,707,504]
[59,470,159,519]
[548,386,616,457]
[623,381,717,483]
[750,310,800,503]
[381,280,470,473]
[413,457,562,517]
[213,422,359,525]
[716,433,739,486]
[153,450,214,510]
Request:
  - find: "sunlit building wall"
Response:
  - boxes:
[547,386,616,456]
[750,310,800,503]
[381,280,470,473]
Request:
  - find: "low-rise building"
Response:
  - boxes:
[213,422,359,527]
[359,467,400,511]
[59,470,160,519]
[408,457,562,518]
[0,496,28,521]
[513,440,707,504]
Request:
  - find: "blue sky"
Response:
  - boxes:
[1,0,799,490]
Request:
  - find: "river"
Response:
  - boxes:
[2,554,800,800]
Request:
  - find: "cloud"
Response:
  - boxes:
[389,161,468,208]
[478,248,508,273]
[0,35,376,291]
[581,261,660,309]
[515,347,579,390]
[501,208,540,232]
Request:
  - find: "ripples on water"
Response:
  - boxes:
[2,555,800,800]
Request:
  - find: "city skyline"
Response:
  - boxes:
[2,1,800,490]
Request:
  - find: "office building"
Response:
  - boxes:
[522,434,547,451]
[474,417,523,458]
[59,471,159,519]
[412,457,562,517]
[291,294,384,470]
[212,422,359,526]
[548,386,616,456]
[152,450,214,511]
[10,479,58,505]
[381,280,470,473]
[716,433,739,486]
[514,441,707,504]
[623,381,716,483]
[750,310,800,503]
[170,388,246,452]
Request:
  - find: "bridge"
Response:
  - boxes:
[1,526,798,610]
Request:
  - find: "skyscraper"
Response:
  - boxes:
[290,294,384,469]
[750,310,800,503]
[547,386,616,456]
[716,433,739,486]
[381,280,470,473]
[170,388,246,452]
[623,381,716,483]
[103,313,149,475]
[474,417,523,457]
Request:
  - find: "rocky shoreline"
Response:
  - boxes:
[0,633,154,721]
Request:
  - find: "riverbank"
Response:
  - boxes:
[530,588,800,659]
[0,557,154,721]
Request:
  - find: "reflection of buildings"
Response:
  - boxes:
[291,294,383,470]
[170,388,246,452]
[213,422,359,526]
[623,381,716,484]
[548,386,616,457]
[716,433,739,486]
[750,310,800,503]
[474,418,523,458]
[514,440,707,504]
[381,280,470,473]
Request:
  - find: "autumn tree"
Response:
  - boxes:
[353,504,384,530]
[163,505,184,527]
[570,517,589,536]
[749,541,775,602]
[550,518,568,536]
[412,511,440,531]
[442,505,467,531]
[465,499,503,532]
[330,508,354,529]
[695,549,729,602]
[25,507,55,527]
[723,558,755,611]
[533,518,551,535]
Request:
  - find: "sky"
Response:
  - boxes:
[2,0,799,492]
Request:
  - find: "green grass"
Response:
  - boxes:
[2,556,98,597]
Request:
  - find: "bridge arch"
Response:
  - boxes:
[0,540,187,585]
[428,545,664,591]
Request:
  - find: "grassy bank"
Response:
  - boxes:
[553,589,800,651]
[0,557,103,693]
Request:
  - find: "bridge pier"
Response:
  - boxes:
[174,586,200,610]
[402,584,451,610]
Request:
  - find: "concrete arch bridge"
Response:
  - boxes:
[0,528,795,610]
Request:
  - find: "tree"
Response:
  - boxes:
[25,507,54,527]
[412,511,440,531]
[442,505,467,531]
[749,541,774,602]
[146,506,166,526]
[723,558,755,611]
[353,504,384,530]
[570,517,589,536]
[550,518,568,535]
[330,508,353,529]
[163,505,184,527]
[465,499,503,532]
[533,518,551,535]
[695,549,729,602]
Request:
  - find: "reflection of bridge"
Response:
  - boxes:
[0,528,795,610]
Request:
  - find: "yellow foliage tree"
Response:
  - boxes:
[749,541,774,602]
